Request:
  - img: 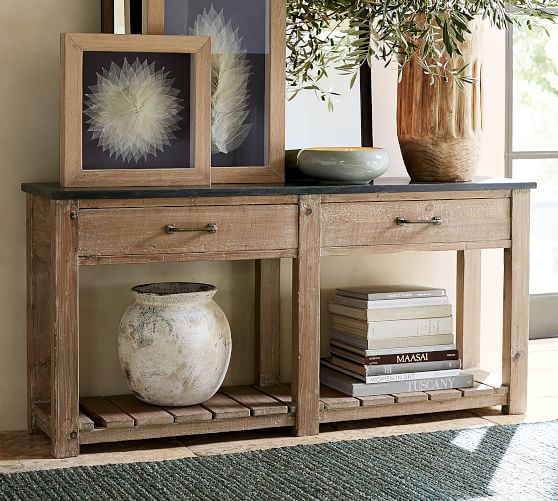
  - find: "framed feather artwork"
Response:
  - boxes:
[60,33,211,187]
[103,0,286,183]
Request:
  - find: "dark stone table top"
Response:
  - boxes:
[21,177,536,200]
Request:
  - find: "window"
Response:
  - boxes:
[506,18,558,337]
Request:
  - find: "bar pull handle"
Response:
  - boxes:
[395,216,442,226]
[165,223,218,234]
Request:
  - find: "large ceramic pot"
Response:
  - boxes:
[397,21,483,182]
[118,282,231,406]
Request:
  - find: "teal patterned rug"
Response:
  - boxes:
[1,420,557,500]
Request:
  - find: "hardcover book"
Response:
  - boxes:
[332,315,453,339]
[329,337,456,357]
[329,344,459,365]
[329,331,455,350]
[320,366,474,397]
[328,302,453,322]
[329,354,461,375]
[320,358,460,383]
[336,285,447,301]
[334,295,449,310]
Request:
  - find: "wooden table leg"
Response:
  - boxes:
[26,195,53,434]
[50,200,80,458]
[502,189,530,415]
[255,259,281,387]
[292,195,320,436]
[456,249,481,369]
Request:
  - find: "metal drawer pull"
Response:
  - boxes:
[165,223,218,234]
[396,216,442,226]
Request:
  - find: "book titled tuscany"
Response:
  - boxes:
[320,366,474,397]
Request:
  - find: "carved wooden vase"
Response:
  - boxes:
[397,22,483,182]
[118,282,232,406]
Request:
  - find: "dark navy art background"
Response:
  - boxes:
[82,51,192,170]
[164,0,268,167]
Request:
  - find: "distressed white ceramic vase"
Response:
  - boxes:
[118,282,232,406]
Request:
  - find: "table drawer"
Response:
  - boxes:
[78,205,298,256]
[321,198,510,248]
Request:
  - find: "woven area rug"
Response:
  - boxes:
[1,420,557,501]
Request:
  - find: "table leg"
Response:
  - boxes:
[456,250,482,369]
[50,200,80,458]
[502,189,530,415]
[255,259,281,387]
[26,195,52,434]
[292,195,320,436]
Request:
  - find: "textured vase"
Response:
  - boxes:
[118,282,232,406]
[397,21,483,182]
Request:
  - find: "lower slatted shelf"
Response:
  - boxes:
[77,385,294,444]
[33,376,509,445]
[317,379,509,423]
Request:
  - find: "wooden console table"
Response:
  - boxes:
[22,178,535,458]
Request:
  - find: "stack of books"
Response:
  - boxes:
[320,285,474,397]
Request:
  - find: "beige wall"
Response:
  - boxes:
[0,3,506,431]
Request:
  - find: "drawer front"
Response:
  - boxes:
[321,198,510,248]
[78,205,298,256]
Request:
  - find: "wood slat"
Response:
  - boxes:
[34,403,51,438]
[320,386,360,410]
[80,397,134,429]
[460,383,495,397]
[161,405,213,424]
[221,387,288,416]
[320,392,508,423]
[201,392,251,420]
[106,395,174,426]
[253,384,297,411]
[392,392,429,404]
[79,412,95,431]
[427,389,463,401]
[358,395,396,407]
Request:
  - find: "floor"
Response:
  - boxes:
[1,338,557,474]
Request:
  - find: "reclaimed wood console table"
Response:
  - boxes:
[22,178,535,458]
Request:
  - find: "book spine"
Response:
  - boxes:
[336,288,446,301]
[330,346,460,365]
[332,316,453,339]
[328,302,453,322]
[366,359,461,376]
[330,355,461,375]
[319,367,474,397]
[366,334,454,350]
[352,373,474,396]
[334,295,449,309]
[321,360,460,383]
[330,331,455,350]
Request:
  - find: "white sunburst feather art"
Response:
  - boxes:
[190,6,253,156]
[84,57,184,163]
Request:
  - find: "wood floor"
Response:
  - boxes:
[1,338,557,474]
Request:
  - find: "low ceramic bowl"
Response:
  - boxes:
[297,147,390,185]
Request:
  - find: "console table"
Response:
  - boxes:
[22,178,535,458]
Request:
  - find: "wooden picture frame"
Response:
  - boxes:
[140,0,286,183]
[60,33,211,187]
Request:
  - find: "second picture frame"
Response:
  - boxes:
[103,0,286,183]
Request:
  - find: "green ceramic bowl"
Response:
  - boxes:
[297,147,390,184]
